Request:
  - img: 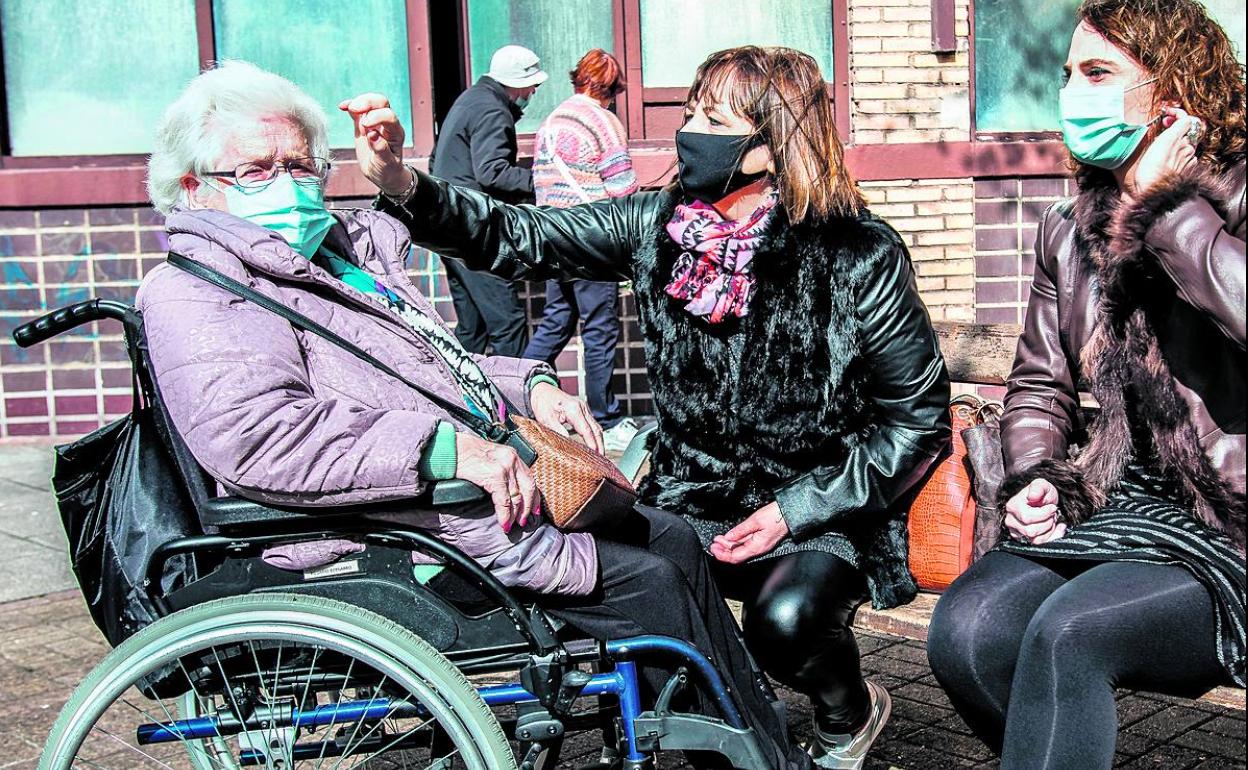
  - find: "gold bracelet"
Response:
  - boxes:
[383,165,418,207]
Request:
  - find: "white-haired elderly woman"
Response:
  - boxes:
[136,60,812,767]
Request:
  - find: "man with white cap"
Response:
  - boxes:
[429,44,549,356]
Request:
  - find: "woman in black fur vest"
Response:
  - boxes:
[929,1,1246,768]
[348,46,950,766]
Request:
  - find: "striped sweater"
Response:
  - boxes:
[533,94,638,208]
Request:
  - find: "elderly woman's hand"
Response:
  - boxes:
[454,432,540,533]
[339,93,413,197]
[529,382,606,455]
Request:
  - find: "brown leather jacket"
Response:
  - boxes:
[1001,162,1246,542]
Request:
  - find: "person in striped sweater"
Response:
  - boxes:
[524,49,641,453]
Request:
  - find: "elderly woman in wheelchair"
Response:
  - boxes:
[22,61,813,770]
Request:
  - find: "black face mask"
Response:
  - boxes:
[675,130,767,204]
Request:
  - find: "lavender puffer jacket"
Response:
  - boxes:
[135,206,598,595]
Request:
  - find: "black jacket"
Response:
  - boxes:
[431,77,533,203]
[381,173,951,608]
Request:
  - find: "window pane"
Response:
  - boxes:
[1202,0,1247,64]
[973,0,1080,132]
[974,0,1246,132]
[640,0,834,87]
[214,0,412,149]
[466,0,615,134]
[1,0,198,156]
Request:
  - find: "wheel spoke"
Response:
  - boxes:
[45,597,508,770]
[329,675,392,770]
[313,657,356,770]
[88,723,178,769]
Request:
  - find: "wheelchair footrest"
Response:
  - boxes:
[632,712,772,770]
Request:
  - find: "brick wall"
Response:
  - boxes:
[972,177,1075,324]
[0,208,166,438]
[0,203,653,439]
[861,178,976,322]
[849,0,971,144]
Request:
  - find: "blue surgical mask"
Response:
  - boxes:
[1059,78,1158,169]
[207,174,335,258]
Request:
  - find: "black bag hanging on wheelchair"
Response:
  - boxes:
[51,328,201,647]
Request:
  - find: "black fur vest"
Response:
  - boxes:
[634,194,880,522]
[628,193,933,611]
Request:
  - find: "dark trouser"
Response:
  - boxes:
[443,257,528,356]
[539,506,810,770]
[523,280,623,428]
[713,551,872,735]
[928,551,1225,770]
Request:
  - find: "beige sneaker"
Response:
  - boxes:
[807,680,892,770]
[603,417,640,454]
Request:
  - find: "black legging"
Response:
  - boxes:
[713,551,872,734]
[537,506,810,770]
[928,551,1227,770]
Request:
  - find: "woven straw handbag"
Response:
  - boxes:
[509,416,637,531]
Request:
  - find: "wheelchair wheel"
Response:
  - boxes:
[41,593,516,769]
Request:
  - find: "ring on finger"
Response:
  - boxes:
[1186,122,1203,145]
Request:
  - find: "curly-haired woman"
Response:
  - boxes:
[928,1,1246,767]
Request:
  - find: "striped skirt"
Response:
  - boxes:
[998,467,1246,687]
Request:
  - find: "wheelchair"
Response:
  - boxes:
[16,299,775,770]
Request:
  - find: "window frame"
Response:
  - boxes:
[0,0,1081,208]
[620,0,851,142]
[0,0,437,206]
[455,0,852,184]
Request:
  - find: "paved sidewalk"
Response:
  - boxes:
[0,590,1243,769]
[0,442,1243,769]
[0,441,74,603]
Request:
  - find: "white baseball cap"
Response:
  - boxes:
[487,45,549,88]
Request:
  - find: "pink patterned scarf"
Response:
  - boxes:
[664,190,779,324]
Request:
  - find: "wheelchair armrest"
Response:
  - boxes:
[616,421,658,484]
[200,479,487,530]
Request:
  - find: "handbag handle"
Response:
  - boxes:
[167,252,515,444]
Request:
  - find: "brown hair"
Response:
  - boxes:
[570,49,625,103]
[681,46,865,223]
[1077,0,1246,172]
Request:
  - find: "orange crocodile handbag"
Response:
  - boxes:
[906,394,1001,591]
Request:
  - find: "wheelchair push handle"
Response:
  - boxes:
[13,299,134,348]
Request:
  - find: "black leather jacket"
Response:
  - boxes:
[380,171,951,606]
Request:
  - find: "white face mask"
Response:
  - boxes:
[1058,77,1158,169]
[200,174,335,258]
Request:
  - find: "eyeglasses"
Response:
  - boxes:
[203,156,330,191]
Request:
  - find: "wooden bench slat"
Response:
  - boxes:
[933,321,1023,386]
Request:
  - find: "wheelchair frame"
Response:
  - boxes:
[16,299,774,770]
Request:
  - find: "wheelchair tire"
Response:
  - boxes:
[41,593,516,769]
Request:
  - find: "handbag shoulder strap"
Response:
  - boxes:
[549,151,595,204]
[167,251,508,441]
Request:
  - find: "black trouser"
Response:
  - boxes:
[523,280,623,428]
[443,258,528,356]
[713,551,872,734]
[539,506,811,770]
[928,551,1226,770]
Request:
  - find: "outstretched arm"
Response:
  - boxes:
[342,93,656,283]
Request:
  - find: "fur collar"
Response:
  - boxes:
[1072,166,1245,546]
